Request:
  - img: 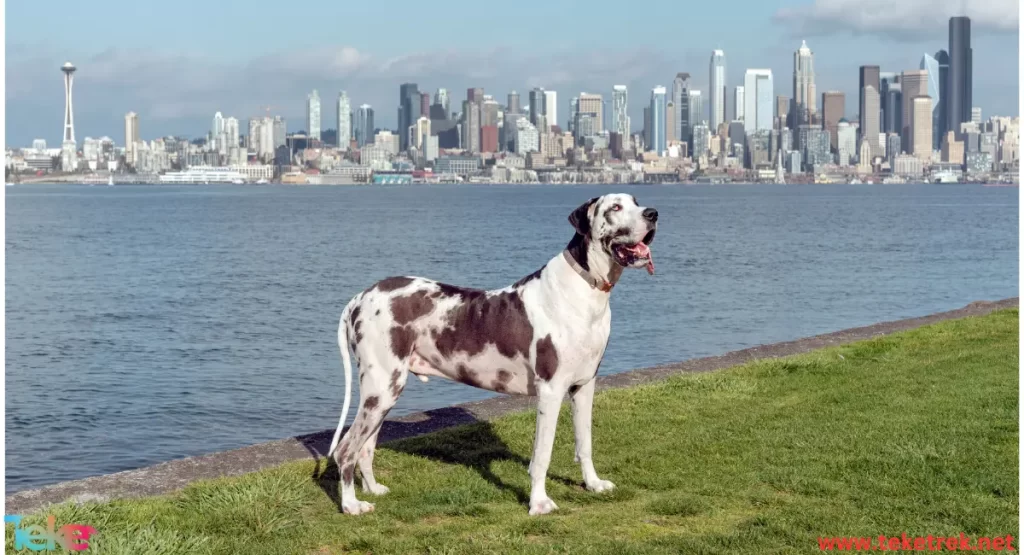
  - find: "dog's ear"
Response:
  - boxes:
[568,197,599,237]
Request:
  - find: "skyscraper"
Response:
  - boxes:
[858,65,880,125]
[612,85,630,137]
[743,70,773,133]
[435,88,451,119]
[947,16,972,134]
[507,91,521,114]
[335,91,352,148]
[212,112,224,142]
[578,93,603,133]
[709,50,727,130]
[544,91,558,131]
[880,72,901,134]
[688,90,703,133]
[124,111,139,166]
[461,100,480,153]
[920,54,944,149]
[356,104,374,147]
[900,69,929,151]
[306,89,321,141]
[860,85,881,157]
[734,86,745,121]
[648,86,667,155]
[398,83,420,151]
[529,88,546,127]
[792,40,816,126]
[911,96,933,161]
[821,91,845,150]
[672,73,690,143]
[933,50,950,144]
[775,95,790,129]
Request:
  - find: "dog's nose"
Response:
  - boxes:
[642,208,659,223]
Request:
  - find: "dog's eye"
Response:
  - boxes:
[612,204,622,212]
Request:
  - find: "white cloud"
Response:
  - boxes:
[774,0,1019,38]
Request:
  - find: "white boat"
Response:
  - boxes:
[256,178,269,184]
[107,175,114,186]
[158,166,248,184]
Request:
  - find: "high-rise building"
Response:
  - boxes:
[648,86,667,155]
[858,65,880,129]
[272,116,286,149]
[507,91,521,114]
[612,85,630,137]
[920,53,946,149]
[743,69,773,133]
[212,112,224,145]
[688,90,703,133]
[435,89,451,119]
[900,69,928,151]
[932,51,949,144]
[734,86,745,121]
[124,111,139,165]
[306,89,321,141]
[880,73,902,134]
[709,50,727,130]
[941,130,964,164]
[911,96,933,162]
[792,40,816,126]
[971,107,982,124]
[672,73,691,143]
[837,120,857,166]
[356,104,374,147]
[860,85,881,157]
[398,83,420,151]
[947,16,972,135]
[775,95,790,129]
[886,133,902,163]
[461,100,480,153]
[666,103,676,144]
[224,117,239,151]
[821,91,845,150]
[336,91,351,149]
[544,91,558,131]
[529,88,546,127]
[578,93,603,133]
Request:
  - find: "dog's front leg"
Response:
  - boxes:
[527,387,564,515]
[570,378,615,493]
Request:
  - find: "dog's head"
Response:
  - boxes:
[568,193,658,273]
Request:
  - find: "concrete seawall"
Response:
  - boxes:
[6,298,1018,514]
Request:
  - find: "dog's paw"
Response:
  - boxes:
[586,479,616,493]
[363,483,390,496]
[342,500,376,515]
[528,497,559,516]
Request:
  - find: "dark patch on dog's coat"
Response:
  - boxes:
[535,335,559,381]
[342,463,355,483]
[513,267,543,288]
[389,326,417,358]
[568,384,580,395]
[390,290,435,325]
[349,305,365,345]
[492,368,513,393]
[433,291,534,360]
[455,364,483,388]
[374,276,415,293]
[390,368,403,397]
[364,395,379,410]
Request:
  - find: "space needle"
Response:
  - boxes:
[60,61,78,171]
[61,62,76,144]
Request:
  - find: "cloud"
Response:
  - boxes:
[774,0,1019,39]
[5,44,680,145]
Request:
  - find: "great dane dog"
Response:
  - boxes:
[326,193,658,516]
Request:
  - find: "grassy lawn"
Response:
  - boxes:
[7,309,1018,554]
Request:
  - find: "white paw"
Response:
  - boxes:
[586,479,616,493]
[341,500,376,515]
[363,483,390,496]
[528,497,559,516]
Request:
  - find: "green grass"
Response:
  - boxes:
[7,310,1019,554]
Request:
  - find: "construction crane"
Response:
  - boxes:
[259,105,278,118]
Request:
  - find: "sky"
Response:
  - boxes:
[5,0,1020,147]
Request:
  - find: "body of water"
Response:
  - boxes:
[5,183,1018,493]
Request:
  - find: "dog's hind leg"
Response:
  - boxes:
[335,359,407,514]
[358,367,408,495]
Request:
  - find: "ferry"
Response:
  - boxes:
[158,166,246,184]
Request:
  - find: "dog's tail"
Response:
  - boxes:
[327,300,356,458]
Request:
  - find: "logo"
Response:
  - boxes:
[4,515,96,552]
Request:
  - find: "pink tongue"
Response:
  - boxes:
[628,243,655,275]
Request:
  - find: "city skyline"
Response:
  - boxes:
[5,0,1019,146]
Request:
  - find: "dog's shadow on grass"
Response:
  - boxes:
[299,406,579,511]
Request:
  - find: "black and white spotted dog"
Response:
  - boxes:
[327,193,658,515]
